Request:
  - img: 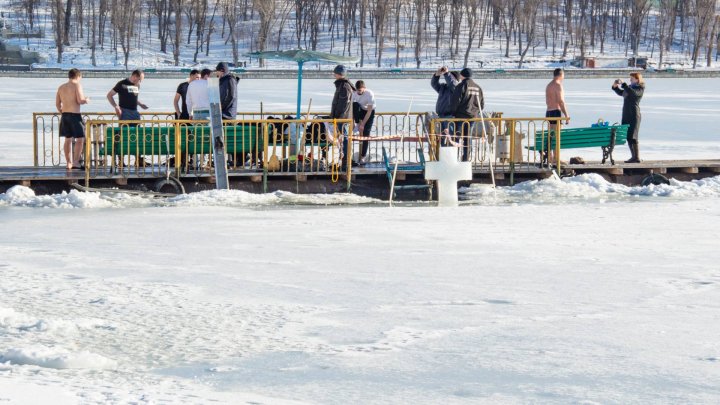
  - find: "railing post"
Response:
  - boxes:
[262,122,269,193]
[32,113,38,166]
[346,119,353,192]
[174,120,182,178]
[85,120,92,187]
[556,120,562,173]
[509,118,515,186]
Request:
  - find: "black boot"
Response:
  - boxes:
[625,142,640,163]
[633,143,641,163]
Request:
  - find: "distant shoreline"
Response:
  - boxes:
[1,67,718,79]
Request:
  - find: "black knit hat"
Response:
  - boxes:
[460,68,473,78]
[333,65,347,76]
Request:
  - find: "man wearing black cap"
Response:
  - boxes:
[215,62,239,119]
[330,64,356,166]
[450,67,484,161]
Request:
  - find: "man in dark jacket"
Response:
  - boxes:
[330,65,356,166]
[215,62,239,119]
[431,66,460,145]
[450,68,484,161]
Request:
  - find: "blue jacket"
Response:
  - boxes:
[431,72,459,116]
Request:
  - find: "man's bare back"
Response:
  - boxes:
[545,80,563,112]
[56,81,88,113]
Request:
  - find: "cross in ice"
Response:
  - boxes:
[424,147,472,206]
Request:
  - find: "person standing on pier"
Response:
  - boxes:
[55,68,90,170]
[545,68,570,165]
[612,73,645,163]
[107,69,148,122]
[431,66,459,145]
[186,69,213,120]
[215,62,239,120]
[174,69,200,119]
[352,80,376,165]
[450,68,483,162]
[330,64,355,167]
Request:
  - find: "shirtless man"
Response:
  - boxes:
[545,68,570,164]
[55,68,90,170]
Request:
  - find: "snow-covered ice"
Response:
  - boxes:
[1,174,720,403]
[0,77,719,403]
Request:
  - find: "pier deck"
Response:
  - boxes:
[1,160,718,198]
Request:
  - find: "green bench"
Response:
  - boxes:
[100,124,262,157]
[529,124,629,165]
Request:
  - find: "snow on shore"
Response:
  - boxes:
[2,174,719,209]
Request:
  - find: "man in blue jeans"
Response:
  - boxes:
[107,69,149,123]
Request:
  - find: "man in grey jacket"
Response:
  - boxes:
[450,68,484,161]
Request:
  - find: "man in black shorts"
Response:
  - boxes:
[56,68,90,170]
[544,68,570,164]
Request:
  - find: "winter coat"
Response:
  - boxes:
[431,72,459,116]
[612,82,644,141]
[450,78,484,119]
[219,73,239,119]
[330,79,355,119]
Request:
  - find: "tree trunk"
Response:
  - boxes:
[63,0,73,46]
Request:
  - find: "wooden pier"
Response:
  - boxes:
[2,160,718,198]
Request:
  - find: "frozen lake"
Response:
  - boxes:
[0,77,719,165]
[1,77,719,404]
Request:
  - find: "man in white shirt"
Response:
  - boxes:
[352,80,376,164]
[186,68,212,120]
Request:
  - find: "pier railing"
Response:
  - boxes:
[428,116,564,173]
[33,111,428,168]
[35,111,561,187]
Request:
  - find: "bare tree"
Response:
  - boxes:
[518,0,541,68]
[691,0,718,68]
[222,0,239,64]
[375,1,388,67]
[254,0,276,66]
[414,0,427,68]
[170,0,184,65]
[114,0,140,68]
[461,0,482,68]
[51,0,65,63]
[64,0,74,45]
[149,0,173,53]
[628,0,652,56]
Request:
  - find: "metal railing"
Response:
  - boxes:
[428,116,564,181]
[36,111,562,188]
[81,117,355,187]
[33,111,430,168]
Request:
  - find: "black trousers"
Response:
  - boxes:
[353,102,375,158]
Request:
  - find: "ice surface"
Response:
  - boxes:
[0,78,719,404]
[1,77,718,165]
[1,174,720,402]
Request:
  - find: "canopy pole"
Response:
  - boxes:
[296,61,303,119]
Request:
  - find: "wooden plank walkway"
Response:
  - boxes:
[1,160,718,184]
